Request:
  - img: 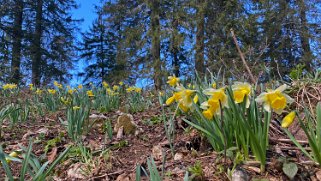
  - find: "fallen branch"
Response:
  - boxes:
[270,138,309,145]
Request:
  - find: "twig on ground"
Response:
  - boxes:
[269,138,309,145]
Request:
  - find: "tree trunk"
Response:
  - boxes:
[298,0,312,71]
[32,0,43,86]
[171,4,179,77]
[99,14,105,84]
[11,0,23,84]
[150,0,162,90]
[195,0,205,77]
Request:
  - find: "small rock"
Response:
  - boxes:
[174,153,183,161]
[89,114,107,119]
[152,145,163,161]
[116,126,124,139]
[114,114,137,135]
[116,173,130,181]
[36,128,49,135]
[247,166,261,174]
[135,127,143,136]
[22,130,35,140]
[232,168,249,181]
[67,163,86,179]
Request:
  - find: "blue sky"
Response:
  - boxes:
[73,0,100,32]
[71,0,101,85]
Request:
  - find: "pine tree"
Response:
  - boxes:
[195,0,205,77]
[79,11,118,84]
[10,0,23,84]
[27,0,79,85]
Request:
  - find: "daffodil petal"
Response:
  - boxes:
[246,98,250,108]
[200,102,209,109]
[274,108,283,114]
[281,111,296,128]
[263,103,271,112]
[255,93,267,103]
[283,94,294,104]
[203,88,216,95]
[276,84,287,92]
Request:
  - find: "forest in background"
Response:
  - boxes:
[0,0,321,88]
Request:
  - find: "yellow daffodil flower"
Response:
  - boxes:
[29,84,34,90]
[67,89,74,94]
[167,75,179,87]
[232,82,251,107]
[212,83,217,88]
[113,85,119,91]
[106,88,113,94]
[203,109,214,120]
[166,95,176,105]
[281,111,296,128]
[102,81,109,88]
[78,84,83,89]
[165,85,196,112]
[126,87,134,92]
[87,90,95,97]
[255,84,294,114]
[47,89,56,95]
[201,88,228,119]
[119,81,124,86]
[5,151,19,164]
[73,106,81,111]
[203,88,228,107]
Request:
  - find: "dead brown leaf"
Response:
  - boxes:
[47,147,57,163]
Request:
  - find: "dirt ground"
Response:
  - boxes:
[0,104,320,181]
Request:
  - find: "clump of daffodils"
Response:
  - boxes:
[87,90,95,97]
[126,87,142,93]
[2,83,17,90]
[113,85,119,91]
[255,84,294,114]
[106,88,119,96]
[102,81,109,89]
[60,97,71,105]
[35,88,42,95]
[48,89,56,95]
[54,81,63,89]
